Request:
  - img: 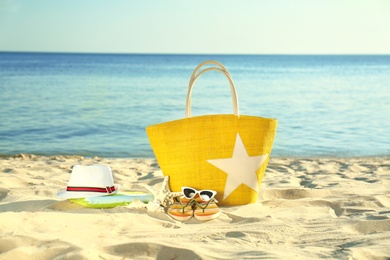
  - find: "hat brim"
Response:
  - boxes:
[57,184,121,199]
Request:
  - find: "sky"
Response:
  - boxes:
[0,0,390,54]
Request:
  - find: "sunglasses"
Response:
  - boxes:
[182,186,217,201]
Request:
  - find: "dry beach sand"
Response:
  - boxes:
[1,154,390,259]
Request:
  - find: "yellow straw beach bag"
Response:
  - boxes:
[146,60,277,206]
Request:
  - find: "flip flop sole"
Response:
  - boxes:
[194,204,221,221]
[167,204,193,221]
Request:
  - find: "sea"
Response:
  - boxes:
[1,52,389,158]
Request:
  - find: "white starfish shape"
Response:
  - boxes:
[154,176,182,206]
[207,133,268,200]
[137,175,181,212]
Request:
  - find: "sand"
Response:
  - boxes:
[1,154,390,259]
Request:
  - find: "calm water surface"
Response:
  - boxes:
[1,53,389,157]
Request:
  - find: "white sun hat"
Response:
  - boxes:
[57,164,120,199]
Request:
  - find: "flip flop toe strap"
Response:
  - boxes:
[195,198,217,213]
[176,197,195,213]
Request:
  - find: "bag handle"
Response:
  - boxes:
[185,60,239,118]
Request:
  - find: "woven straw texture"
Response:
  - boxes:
[146,60,277,205]
[147,114,277,205]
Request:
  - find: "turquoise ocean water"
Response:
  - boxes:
[1,52,389,158]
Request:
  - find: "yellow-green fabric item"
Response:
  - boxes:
[70,192,153,208]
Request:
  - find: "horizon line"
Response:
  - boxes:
[1,50,390,56]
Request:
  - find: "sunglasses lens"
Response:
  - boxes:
[183,188,196,198]
[199,191,214,200]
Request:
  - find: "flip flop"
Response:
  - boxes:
[167,197,195,221]
[193,197,220,221]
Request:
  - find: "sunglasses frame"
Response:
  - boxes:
[182,186,217,202]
